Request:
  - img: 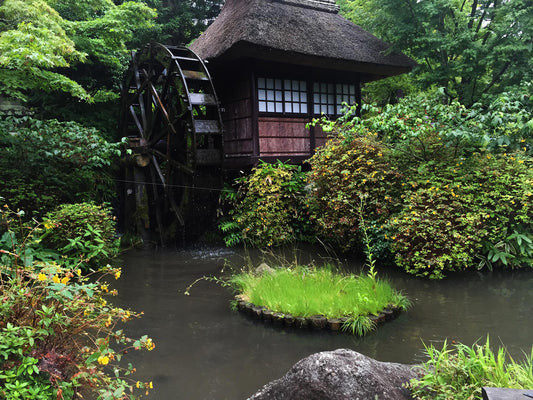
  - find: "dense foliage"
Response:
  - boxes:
[134,0,223,47]
[219,160,309,248]
[338,0,533,106]
[0,204,154,399]
[0,0,156,105]
[42,203,120,271]
[305,132,402,254]
[0,115,122,217]
[408,338,533,400]
[305,89,533,278]
[223,87,533,278]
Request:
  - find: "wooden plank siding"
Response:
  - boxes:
[258,117,310,157]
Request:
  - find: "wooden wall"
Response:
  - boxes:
[257,117,310,158]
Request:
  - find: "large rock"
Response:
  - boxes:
[248,348,418,400]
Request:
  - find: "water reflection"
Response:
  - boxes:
[111,246,533,399]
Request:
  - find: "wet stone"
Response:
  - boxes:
[328,318,342,331]
[383,309,394,320]
[262,309,273,322]
[295,316,308,329]
[283,314,295,327]
[272,312,285,326]
[237,300,247,311]
[252,306,264,318]
[244,302,255,316]
[309,315,328,330]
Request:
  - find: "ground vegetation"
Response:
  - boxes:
[230,264,409,336]
[0,203,154,399]
[408,338,533,400]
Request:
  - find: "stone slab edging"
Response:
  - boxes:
[235,297,403,332]
[482,387,533,400]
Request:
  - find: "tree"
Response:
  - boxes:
[338,0,533,106]
[0,0,88,101]
[0,0,156,106]
[139,0,223,46]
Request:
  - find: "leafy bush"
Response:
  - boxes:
[0,205,154,399]
[408,338,533,400]
[305,132,403,254]
[0,115,122,217]
[305,89,533,277]
[42,202,120,271]
[219,160,309,247]
[390,153,533,278]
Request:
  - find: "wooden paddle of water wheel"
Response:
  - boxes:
[119,42,224,245]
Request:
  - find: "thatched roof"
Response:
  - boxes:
[190,0,416,81]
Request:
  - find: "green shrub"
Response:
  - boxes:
[305,89,533,278]
[0,115,122,217]
[390,153,533,278]
[0,204,154,399]
[408,338,533,400]
[219,160,309,247]
[42,202,120,271]
[305,133,403,253]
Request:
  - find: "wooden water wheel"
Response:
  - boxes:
[119,42,224,244]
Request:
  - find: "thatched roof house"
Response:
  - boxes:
[190,0,415,166]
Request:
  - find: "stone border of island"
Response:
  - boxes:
[235,296,403,332]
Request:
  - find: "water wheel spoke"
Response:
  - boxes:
[128,105,144,137]
[151,155,167,186]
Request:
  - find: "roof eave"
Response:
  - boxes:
[202,42,415,79]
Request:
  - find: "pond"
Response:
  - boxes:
[112,245,533,400]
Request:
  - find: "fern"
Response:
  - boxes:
[218,220,242,247]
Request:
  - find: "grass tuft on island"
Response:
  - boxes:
[229,264,409,335]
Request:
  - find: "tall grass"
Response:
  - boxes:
[230,264,408,321]
[409,337,533,400]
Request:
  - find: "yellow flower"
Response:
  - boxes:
[77,269,82,277]
[37,273,47,281]
[43,220,54,230]
[145,338,155,351]
[97,355,109,365]
[149,382,153,389]
[136,381,141,388]
[52,275,60,284]
[60,276,69,284]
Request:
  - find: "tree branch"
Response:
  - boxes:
[482,61,510,94]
